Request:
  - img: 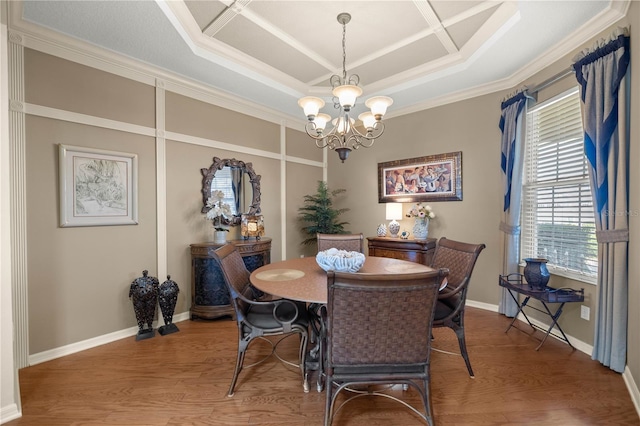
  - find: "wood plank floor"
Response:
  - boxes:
[6,308,638,425]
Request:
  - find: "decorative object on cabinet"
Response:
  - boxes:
[297,13,393,163]
[523,258,550,290]
[200,157,261,227]
[378,151,462,203]
[128,270,158,341]
[407,203,435,240]
[241,214,264,240]
[376,223,387,237]
[412,218,429,240]
[190,239,272,320]
[367,236,436,266]
[59,144,138,227]
[385,203,402,238]
[298,181,349,246]
[400,230,411,239]
[158,275,180,336]
[214,230,227,244]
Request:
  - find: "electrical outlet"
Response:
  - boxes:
[581,305,590,320]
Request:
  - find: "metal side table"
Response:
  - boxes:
[499,274,584,350]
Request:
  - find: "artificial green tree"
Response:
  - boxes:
[298,181,349,246]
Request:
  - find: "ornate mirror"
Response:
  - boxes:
[201,157,261,226]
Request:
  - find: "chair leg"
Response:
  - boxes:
[299,333,310,393]
[423,377,434,426]
[324,376,334,426]
[228,339,249,397]
[454,327,474,378]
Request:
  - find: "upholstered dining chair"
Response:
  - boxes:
[314,232,365,388]
[430,237,486,378]
[323,268,449,426]
[317,233,364,253]
[211,244,309,396]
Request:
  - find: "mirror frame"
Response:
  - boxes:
[200,157,262,226]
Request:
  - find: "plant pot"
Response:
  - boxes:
[523,258,550,290]
[412,217,429,240]
[214,230,227,244]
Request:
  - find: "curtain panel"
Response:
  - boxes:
[498,91,528,317]
[573,28,630,373]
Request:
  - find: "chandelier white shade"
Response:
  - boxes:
[298,13,393,162]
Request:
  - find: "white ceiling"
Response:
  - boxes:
[13,1,630,123]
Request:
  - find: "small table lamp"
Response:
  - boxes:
[385,203,403,238]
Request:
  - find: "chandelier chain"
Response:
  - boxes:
[341,19,347,82]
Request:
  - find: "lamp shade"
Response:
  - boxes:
[298,96,325,119]
[313,113,331,132]
[332,84,363,110]
[385,203,403,220]
[365,96,393,118]
[358,112,376,129]
[332,116,355,134]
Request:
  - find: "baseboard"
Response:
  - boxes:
[0,403,21,424]
[623,366,640,419]
[466,300,499,313]
[28,312,191,366]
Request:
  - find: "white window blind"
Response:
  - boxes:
[522,88,597,283]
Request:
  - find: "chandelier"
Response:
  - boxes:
[298,13,393,163]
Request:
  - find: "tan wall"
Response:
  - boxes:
[21,49,323,354]
[25,50,155,127]
[25,116,157,353]
[327,92,503,307]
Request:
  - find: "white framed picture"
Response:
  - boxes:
[59,144,138,227]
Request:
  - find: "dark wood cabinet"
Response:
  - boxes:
[367,236,436,266]
[190,238,272,320]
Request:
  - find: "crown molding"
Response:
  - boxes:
[388,0,629,117]
[6,0,631,123]
[156,0,308,97]
[7,0,306,129]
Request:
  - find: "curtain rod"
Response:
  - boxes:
[527,67,574,95]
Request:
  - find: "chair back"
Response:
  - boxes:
[326,269,447,369]
[317,233,364,253]
[212,244,253,317]
[431,238,485,295]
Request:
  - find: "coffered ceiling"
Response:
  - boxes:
[12,1,630,122]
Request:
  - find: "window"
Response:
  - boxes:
[521,88,597,283]
[210,167,238,216]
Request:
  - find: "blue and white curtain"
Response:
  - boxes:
[498,91,528,317]
[573,28,630,373]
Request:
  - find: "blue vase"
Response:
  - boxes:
[523,258,550,290]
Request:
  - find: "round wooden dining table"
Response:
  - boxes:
[250,255,434,304]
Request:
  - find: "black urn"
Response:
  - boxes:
[129,270,159,341]
[158,275,180,336]
[523,258,550,290]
